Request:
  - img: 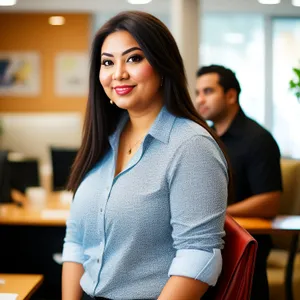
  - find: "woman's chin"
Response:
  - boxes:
[114,98,135,110]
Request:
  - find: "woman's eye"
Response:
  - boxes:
[102,60,113,67]
[127,55,143,63]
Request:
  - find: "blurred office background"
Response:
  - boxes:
[1,1,300,299]
[1,0,300,173]
[1,1,300,169]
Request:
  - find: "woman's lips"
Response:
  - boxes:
[114,85,135,96]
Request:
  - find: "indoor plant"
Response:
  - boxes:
[289,65,300,102]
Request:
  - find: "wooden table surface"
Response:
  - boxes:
[0,191,70,226]
[0,274,43,300]
[1,191,300,234]
[235,216,300,234]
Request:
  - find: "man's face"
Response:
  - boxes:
[195,73,229,122]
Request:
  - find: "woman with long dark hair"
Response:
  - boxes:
[62,11,231,300]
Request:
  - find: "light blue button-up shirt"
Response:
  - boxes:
[62,106,228,299]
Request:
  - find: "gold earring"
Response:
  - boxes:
[110,100,113,105]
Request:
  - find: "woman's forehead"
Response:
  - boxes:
[101,31,141,54]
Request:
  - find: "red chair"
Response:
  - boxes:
[204,215,258,300]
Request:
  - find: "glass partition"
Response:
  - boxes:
[200,13,265,124]
[272,18,300,158]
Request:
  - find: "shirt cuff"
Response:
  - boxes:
[168,248,222,286]
[62,242,85,264]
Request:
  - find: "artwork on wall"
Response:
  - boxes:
[0,52,41,96]
[54,52,89,97]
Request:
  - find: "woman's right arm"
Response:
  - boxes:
[62,262,84,300]
[62,203,85,300]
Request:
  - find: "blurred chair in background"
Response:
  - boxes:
[50,147,77,191]
[0,150,12,203]
[268,158,300,300]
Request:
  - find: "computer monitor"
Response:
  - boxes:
[0,151,12,203]
[9,159,40,194]
[50,147,78,191]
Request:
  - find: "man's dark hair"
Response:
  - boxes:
[196,65,241,101]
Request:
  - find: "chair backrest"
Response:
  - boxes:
[204,215,258,300]
[0,150,12,203]
[50,147,78,191]
[272,158,300,249]
[278,158,300,215]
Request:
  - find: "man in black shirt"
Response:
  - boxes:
[195,65,282,300]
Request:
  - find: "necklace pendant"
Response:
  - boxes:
[128,148,132,155]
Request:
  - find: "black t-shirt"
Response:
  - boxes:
[219,109,283,205]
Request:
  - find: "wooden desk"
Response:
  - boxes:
[2,199,300,233]
[0,192,70,226]
[236,216,300,300]
[1,191,300,232]
[0,274,43,300]
[1,193,300,300]
[235,216,300,234]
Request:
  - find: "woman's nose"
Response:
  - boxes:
[112,63,129,81]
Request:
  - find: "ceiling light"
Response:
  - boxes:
[257,0,280,4]
[127,0,152,4]
[292,0,300,6]
[0,0,17,6]
[49,16,65,26]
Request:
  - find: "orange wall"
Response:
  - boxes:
[0,13,91,113]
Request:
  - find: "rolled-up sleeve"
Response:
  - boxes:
[62,203,85,264]
[167,134,228,285]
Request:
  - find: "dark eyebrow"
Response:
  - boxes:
[101,47,142,57]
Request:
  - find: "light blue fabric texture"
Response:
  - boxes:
[62,106,228,299]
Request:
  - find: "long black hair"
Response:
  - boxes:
[68,10,232,202]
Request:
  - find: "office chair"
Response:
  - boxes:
[267,158,300,300]
[0,150,12,203]
[50,147,78,191]
[203,214,258,300]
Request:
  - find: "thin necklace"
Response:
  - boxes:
[128,136,145,155]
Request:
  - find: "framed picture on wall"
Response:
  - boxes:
[0,51,41,96]
[54,52,89,97]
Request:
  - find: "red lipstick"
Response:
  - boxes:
[114,85,135,96]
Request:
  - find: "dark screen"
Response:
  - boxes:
[0,151,12,203]
[9,159,40,193]
[51,147,78,191]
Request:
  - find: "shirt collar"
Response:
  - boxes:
[224,108,247,137]
[109,106,176,147]
[148,106,176,144]
[211,107,246,137]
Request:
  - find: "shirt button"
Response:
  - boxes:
[106,186,109,191]
[97,259,100,263]
[100,208,103,213]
